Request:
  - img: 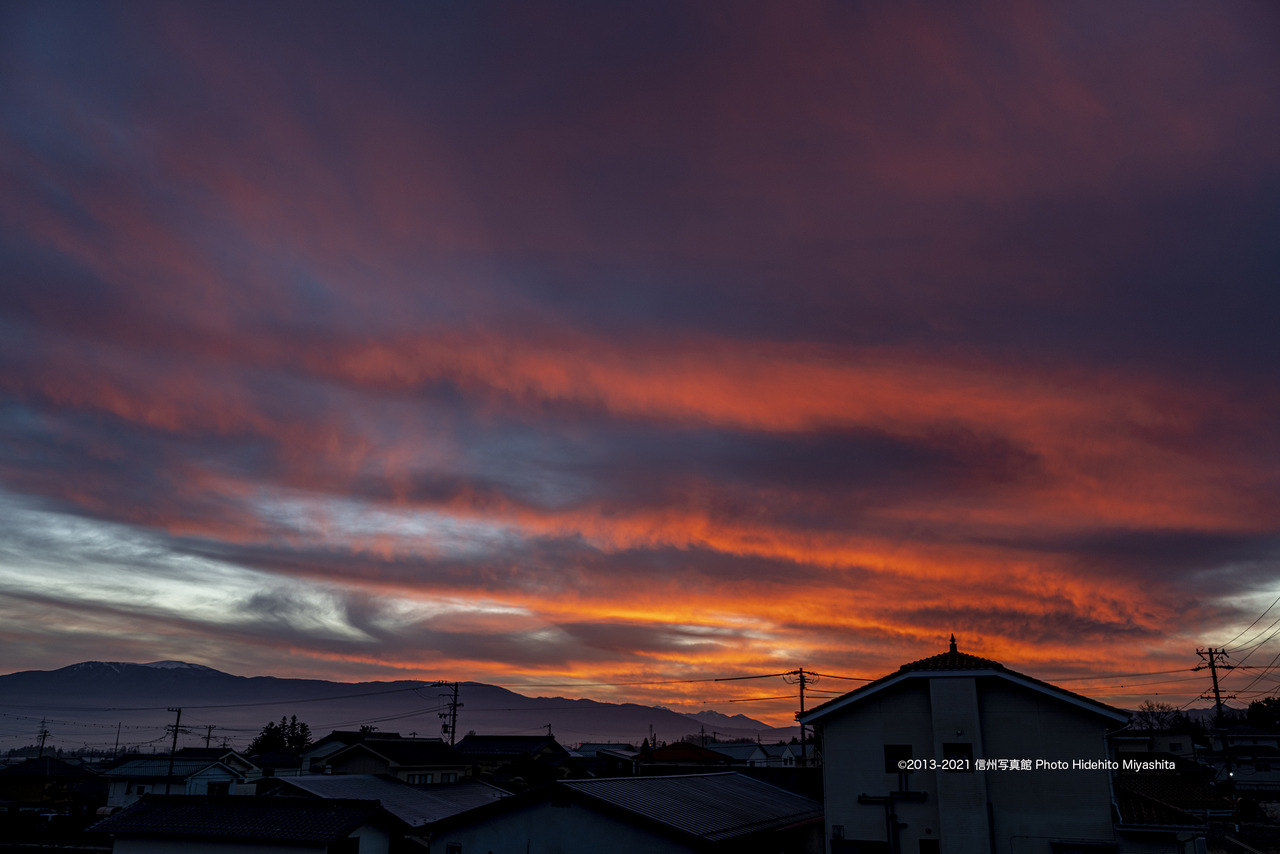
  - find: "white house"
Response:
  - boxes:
[799,637,1203,854]
[102,758,249,807]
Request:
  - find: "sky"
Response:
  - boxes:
[2,0,1280,726]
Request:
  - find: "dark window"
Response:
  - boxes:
[919,840,940,854]
[441,771,458,783]
[942,742,973,771]
[884,744,912,773]
[445,844,462,854]
[206,781,230,796]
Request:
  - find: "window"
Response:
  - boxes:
[135,786,146,796]
[942,742,973,771]
[206,781,230,796]
[441,772,458,783]
[407,773,433,785]
[445,844,462,854]
[919,840,940,854]
[1168,743,1183,753]
[884,744,912,774]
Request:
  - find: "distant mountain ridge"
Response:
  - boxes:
[0,661,797,754]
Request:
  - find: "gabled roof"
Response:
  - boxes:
[328,738,468,768]
[703,743,764,762]
[800,637,1128,725]
[561,773,823,842]
[455,734,567,757]
[649,741,731,764]
[305,730,404,756]
[91,795,388,842]
[266,774,509,826]
[428,772,822,845]
[100,758,240,780]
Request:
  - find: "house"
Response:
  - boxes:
[0,755,105,817]
[91,794,399,854]
[454,734,572,787]
[453,734,570,769]
[172,747,258,776]
[101,758,250,807]
[424,771,824,854]
[258,773,509,828]
[798,637,1203,854]
[324,737,470,784]
[704,742,768,766]
[302,730,403,773]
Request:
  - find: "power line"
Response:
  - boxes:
[1223,592,1280,651]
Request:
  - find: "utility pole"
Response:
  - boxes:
[435,682,462,746]
[785,668,814,765]
[203,725,217,748]
[113,722,122,761]
[36,718,50,758]
[165,708,183,794]
[1195,648,1236,782]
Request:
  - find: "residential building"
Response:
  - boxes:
[101,758,250,807]
[91,795,399,854]
[799,637,1204,854]
[324,737,470,784]
[258,773,509,829]
[425,771,823,854]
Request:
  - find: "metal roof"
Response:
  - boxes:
[562,772,822,842]
[100,759,235,779]
[91,795,384,842]
[271,775,508,827]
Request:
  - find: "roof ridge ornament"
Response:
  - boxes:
[949,633,957,653]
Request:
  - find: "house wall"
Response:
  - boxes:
[429,798,697,854]
[977,680,1117,854]
[821,679,937,853]
[329,753,391,775]
[818,676,1120,854]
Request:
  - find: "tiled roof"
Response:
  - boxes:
[898,648,1006,673]
[563,772,823,842]
[1114,785,1205,827]
[802,637,1127,724]
[271,774,508,826]
[91,795,384,842]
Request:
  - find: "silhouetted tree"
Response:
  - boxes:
[1133,700,1176,734]
[1248,697,1280,730]
[248,715,312,754]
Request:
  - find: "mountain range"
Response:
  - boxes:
[0,661,798,754]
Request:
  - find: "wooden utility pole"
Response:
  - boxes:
[165,708,183,794]
[1196,648,1236,781]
